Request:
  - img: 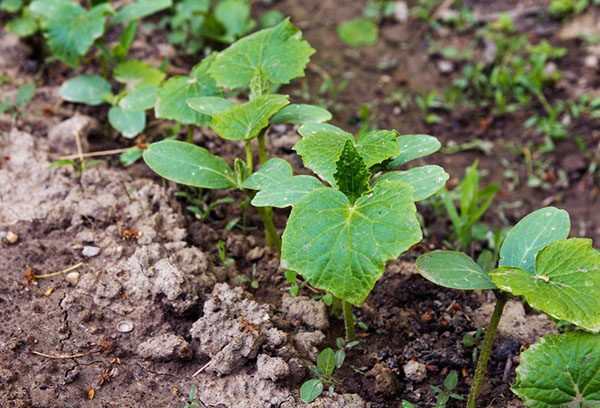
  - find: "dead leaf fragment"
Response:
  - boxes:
[44,287,54,297]
[88,386,95,400]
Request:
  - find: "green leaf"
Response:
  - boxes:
[29,0,72,20]
[45,3,114,68]
[214,0,250,41]
[282,180,422,305]
[111,0,172,25]
[0,0,22,12]
[210,94,289,141]
[337,19,378,46]
[187,97,236,116]
[143,140,237,189]
[112,19,137,62]
[241,158,293,189]
[260,10,284,28]
[114,60,165,93]
[119,86,158,111]
[251,176,323,208]
[119,148,143,166]
[512,331,600,408]
[108,106,145,138]
[60,75,112,106]
[376,165,449,201]
[209,18,315,89]
[270,104,332,124]
[499,207,570,274]
[300,379,324,403]
[317,348,336,377]
[491,239,600,331]
[416,251,497,290]
[155,54,222,125]
[444,372,459,391]
[334,349,345,368]
[6,12,38,36]
[355,129,400,168]
[388,135,441,168]
[15,83,35,108]
[334,140,370,204]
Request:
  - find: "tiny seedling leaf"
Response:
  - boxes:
[512,331,600,407]
[209,18,315,89]
[108,106,145,138]
[15,83,35,108]
[119,148,143,166]
[337,19,378,46]
[300,379,323,403]
[60,75,113,106]
[499,206,570,274]
[155,54,222,125]
[388,135,441,168]
[143,140,237,189]
[119,86,158,111]
[7,12,38,37]
[416,251,496,290]
[111,0,172,25]
[491,238,600,331]
[334,349,345,368]
[270,104,332,124]
[282,180,421,305]
[187,96,236,116]
[114,59,165,93]
[444,372,459,391]
[376,165,449,201]
[334,140,370,204]
[316,348,336,377]
[210,94,289,141]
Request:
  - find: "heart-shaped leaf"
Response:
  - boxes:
[282,180,422,305]
[209,18,315,89]
[416,251,496,290]
[155,54,222,125]
[270,104,332,124]
[119,86,158,111]
[499,207,570,274]
[114,59,165,93]
[388,135,441,168]
[108,106,145,138]
[209,94,289,140]
[187,96,236,116]
[512,331,600,407]
[143,140,236,189]
[375,165,448,201]
[111,0,172,25]
[60,74,113,106]
[491,238,600,331]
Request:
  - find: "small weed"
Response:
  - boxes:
[429,371,465,407]
[184,385,206,408]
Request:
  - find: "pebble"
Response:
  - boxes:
[403,360,427,382]
[437,60,455,74]
[393,1,409,23]
[584,55,598,68]
[5,231,18,244]
[65,272,80,286]
[82,246,100,257]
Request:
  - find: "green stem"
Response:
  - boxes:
[467,291,509,408]
[342,300,356,342]
[187,124,195,144]
[255,206,281,253]
[257,128,268,166]
[245,141,253,173]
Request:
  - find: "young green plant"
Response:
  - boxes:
[416,206,600,407]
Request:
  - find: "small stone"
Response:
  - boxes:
[246,246,265,261]
[585,55,598,68]
[65,272,80,286]
[393,1,409,23]
[403,360,427,382]
[366,363,400,395]
[256,354,289,381]
[5,231,18,244]
[82,246,100,257]
[437,60,455,74]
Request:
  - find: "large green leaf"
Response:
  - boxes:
[334,140,370,204]
[111,0,172,25]
[29,0,73,20]
[491,239,600,331]
[499,207,570,274]
[155,54,222,125]
[45,3,114,68]
[143,140,236,189]
[108,106,145,138]
[270,104,332,124]
[251,176,323,208]
[281,180,422,305]
[209,18,315,89]
[388,135,441,168]
[114,60,165,93]
[512,331,600,408]
[187,96,236,116]
[60,74,112,106]
[210,94,289,141]
[375,165,449,201]
[119,86,158,111]
[416,251,496,290]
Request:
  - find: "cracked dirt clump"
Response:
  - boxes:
[256,354,290,381]
[137,333,192,361]
[282,293,329,330]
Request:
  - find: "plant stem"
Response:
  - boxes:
[467,291,509,408]
[187,124,195,144]
[257,128,268,166]
[255,206,281,253]
[245,141,253,172]
[342,300,356,342]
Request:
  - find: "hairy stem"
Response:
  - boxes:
[342,300,356,342]
[245,141,253,172]
[187,125,195,144]
[257,128,268,166]
[255,206,281,253]
[467,291,508,408]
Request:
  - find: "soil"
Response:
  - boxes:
[1,1,599,407]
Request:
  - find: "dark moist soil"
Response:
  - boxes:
[1,0,598,407]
